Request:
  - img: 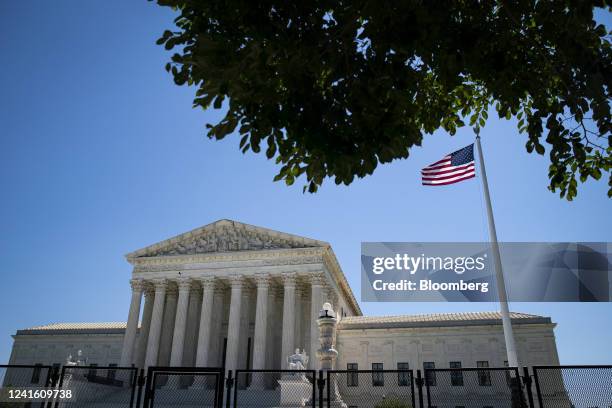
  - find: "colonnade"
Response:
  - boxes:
[119,273,338,372]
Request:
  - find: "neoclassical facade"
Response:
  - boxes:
[7,220,561,372]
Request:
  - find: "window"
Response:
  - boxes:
[423,362,436,386]
[397,362,410,386]
[347,363,358,387]
[107,363,117,381]
[372,363,384,386]
[477,361,491,386]
[30,364,42,384]
[450,361,463,386]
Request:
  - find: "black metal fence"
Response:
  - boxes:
[425,367,527,408]
[233,369,316,408]
[143,366,224,408]
[56,365,138,407]
[1,364,611,408]
[327,370,416,408]
[533,365,612,408]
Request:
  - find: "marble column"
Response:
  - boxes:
[169,278,192,366]
[294,285,303,351]
[281,273,297,366]
[182,286,202,366]
[249,274,270,388]
[158,286,178,366]
[145,279,167,368]
[224,276,244,373]
[309,274,324,370]
[195,277,216,366]
[135,287,155,367]
[120,279,144,366]
[209,287,226,367]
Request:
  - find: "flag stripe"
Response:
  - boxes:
[422,160,452,171]
[422,167,475,182]
[425,156,451,168]
[422,173,475,185]
[421,162,474,176]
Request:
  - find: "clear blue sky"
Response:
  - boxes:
[0,2,610,365]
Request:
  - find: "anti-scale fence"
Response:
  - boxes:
[1,364,611,408]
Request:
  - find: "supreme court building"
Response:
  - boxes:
[7,220,561,371]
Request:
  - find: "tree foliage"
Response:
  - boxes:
[155,0,611,199]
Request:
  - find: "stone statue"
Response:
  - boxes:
[287,348,309,370]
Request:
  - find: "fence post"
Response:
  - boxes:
[522,367,535,408]
[135,369,145,408]
[532,367,544,408]
[415,369,425,408]
[225,370,234,408]
[317,370,325,408]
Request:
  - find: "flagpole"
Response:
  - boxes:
[474,131,520,368]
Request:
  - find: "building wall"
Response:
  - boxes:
[8,333,124,367]
[336,323,560,371]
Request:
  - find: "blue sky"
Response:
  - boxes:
[0,2,610,365]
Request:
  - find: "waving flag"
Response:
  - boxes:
[421,144,475,186]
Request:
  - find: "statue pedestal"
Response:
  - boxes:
[277,377,311,407]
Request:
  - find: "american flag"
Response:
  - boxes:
[421,144,476,186]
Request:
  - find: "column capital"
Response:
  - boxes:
[308,272,326,287]
[228,275,245,289]
[253,273,271,288]
[197,276,217,291]
[130,279,145,292]
[151,278,168,291]
[281,272,297,287]
[175,277,192,292]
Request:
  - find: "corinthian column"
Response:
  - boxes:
[281,273,297,366]
[135,287,154,368]
[309,273,324,370]
[195,277,216,366]
[120,279,144,366]
[249,274,270,388]
[145,279,167,368]
[224,275,244,373]
[169,278,192,366]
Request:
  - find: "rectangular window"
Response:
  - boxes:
[372,363,384,386]
[30,364,42,384]
[477,361,491,386]
[449,361,463,386]
[423,362,436,386]
[397,362,410,386]
[347,363,358,387]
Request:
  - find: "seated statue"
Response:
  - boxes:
[287,348,309,370]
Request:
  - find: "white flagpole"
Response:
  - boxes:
[475,132,520,367]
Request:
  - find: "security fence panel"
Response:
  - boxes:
[56,365,138,408]
[234,370,316,408]
[533,365,612,408]
[143,367,224,408]
[425,367,527,408]
[327,370,416,408]
[0,364,53,408]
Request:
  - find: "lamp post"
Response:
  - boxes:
[317,302,347,407]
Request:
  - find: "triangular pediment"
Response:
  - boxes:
[126,219,328,260]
